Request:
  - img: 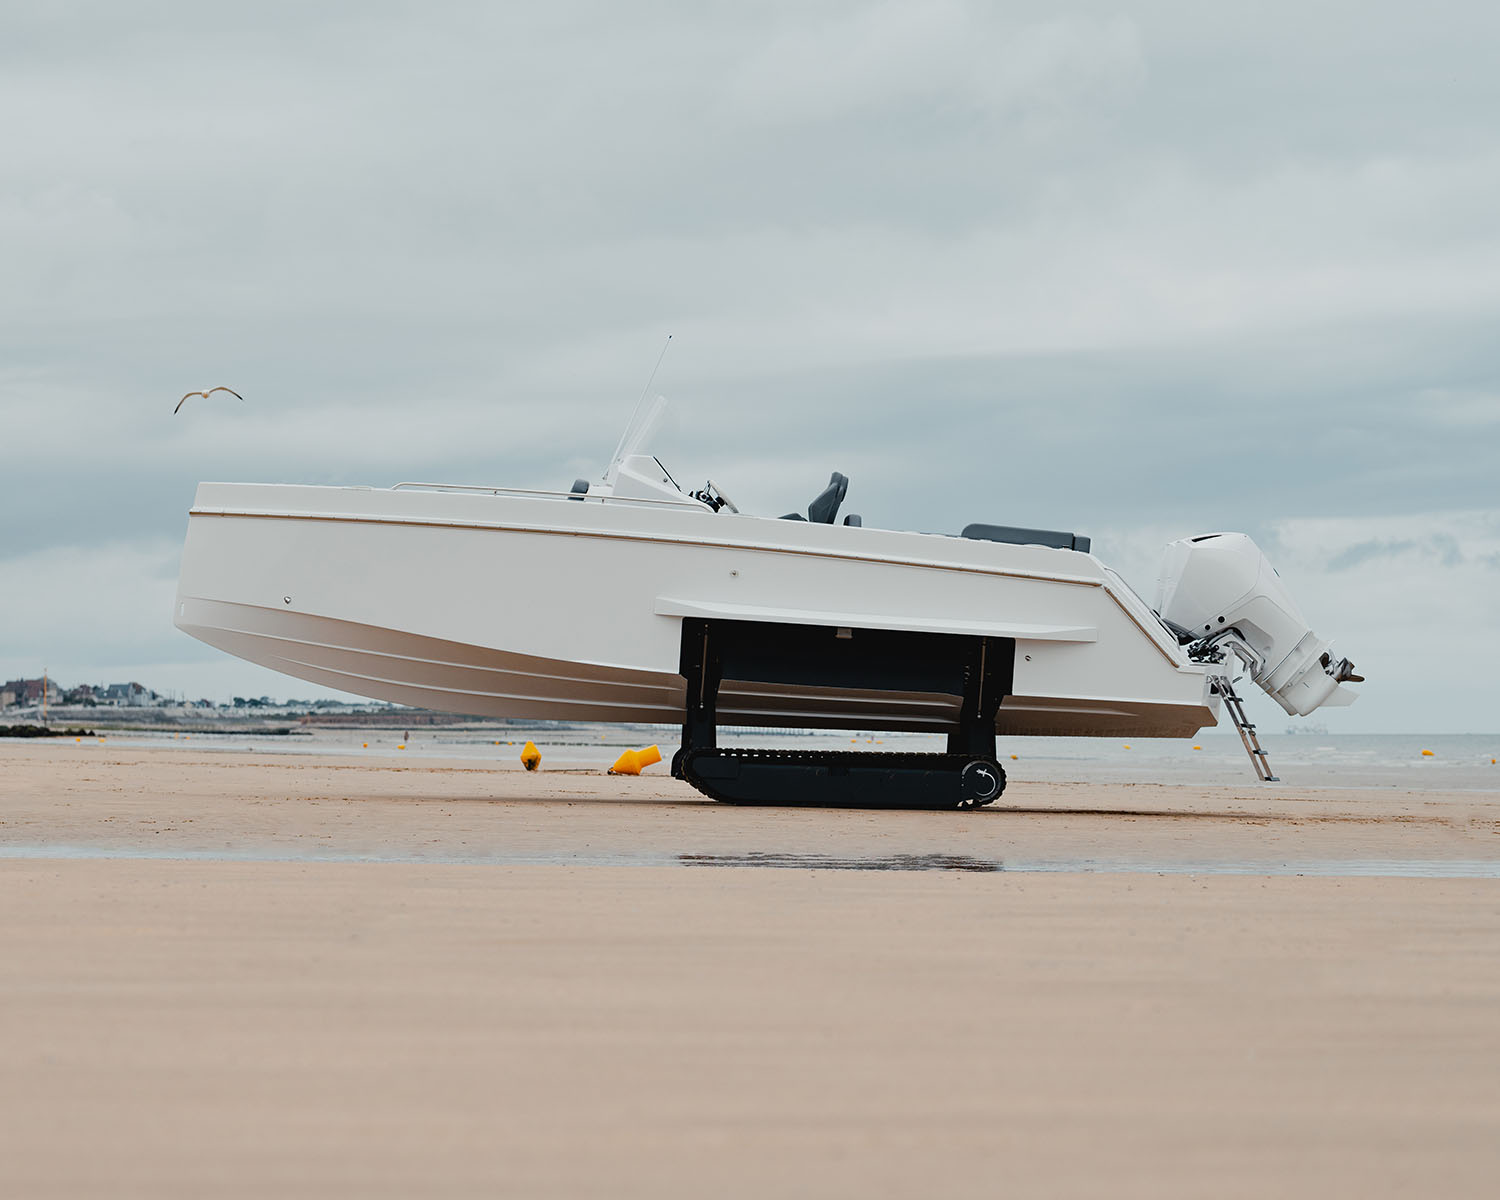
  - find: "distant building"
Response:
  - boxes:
[0,687,15,710]
[99,682,157,707]
[4,677,62,708]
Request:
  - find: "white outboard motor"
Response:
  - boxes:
[1155,533,1361,717]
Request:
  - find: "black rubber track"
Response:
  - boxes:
[679,748,1006,811]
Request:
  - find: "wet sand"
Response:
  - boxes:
[3,742,1499,1196]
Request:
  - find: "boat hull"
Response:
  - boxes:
[175,483,1217,737]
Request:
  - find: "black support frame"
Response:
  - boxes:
[672,618,1015,808]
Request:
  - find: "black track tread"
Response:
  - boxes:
[681,747,1006,810]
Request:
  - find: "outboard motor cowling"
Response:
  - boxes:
[1155,533,1361,717]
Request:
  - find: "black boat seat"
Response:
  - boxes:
[843,514,862,527]
[807,472,848,523]
[780,471,849,524]
[961,523,1090,553]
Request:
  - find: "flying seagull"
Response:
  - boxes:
[174,386,244,414]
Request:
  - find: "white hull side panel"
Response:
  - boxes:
[175,484,1217,737]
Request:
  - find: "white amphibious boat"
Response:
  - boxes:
[175,402,1359,806]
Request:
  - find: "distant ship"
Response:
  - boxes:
[174,401,1360,806]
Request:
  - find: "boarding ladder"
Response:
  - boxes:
[1212,676,1278,782]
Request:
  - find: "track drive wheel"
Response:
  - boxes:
[957,758,1006,809]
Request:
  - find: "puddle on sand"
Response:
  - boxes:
[2,844,1498,878]
[677,853,1500,877]
[679,852,1002,872]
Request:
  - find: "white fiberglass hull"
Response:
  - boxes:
[175,483,1218,737]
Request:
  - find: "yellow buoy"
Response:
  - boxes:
[396,744,405,750]
[1193,745,1202,750]
[362,742,368,748]
[1123,744,1131,750]
[1421,749,1434,757]
[521,740,541,771]
[609,744,662,776]
[609,750,640,775]
[1010,753,1018,761]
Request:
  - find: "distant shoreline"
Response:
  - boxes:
[0,724,97,739]
[0,708,599,736]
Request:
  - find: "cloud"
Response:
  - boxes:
[1415,389,1500,428]
[725,6,1145,129]
[1325,534,1474,572]
[1,539,191,671]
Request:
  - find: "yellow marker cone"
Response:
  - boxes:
[521,740,541,771]
[609,744,662,776]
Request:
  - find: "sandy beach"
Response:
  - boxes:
[3,740,1498,1196]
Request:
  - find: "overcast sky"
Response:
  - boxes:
[3,1,1498,733]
